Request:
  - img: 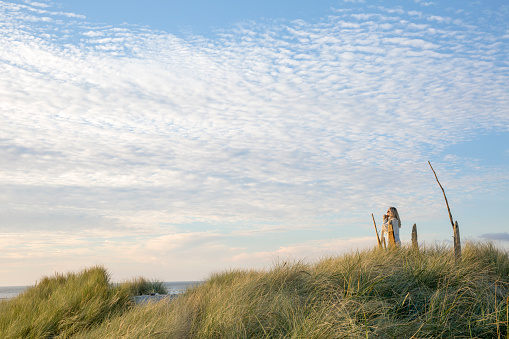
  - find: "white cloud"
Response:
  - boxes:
[22,1,51,8]
[229,237,376,263]
[408,10,423,17]
[426,15,451,23]
[82,30,104,37]
[382,37,438,49]
[0,1,508,285]
[414,0,435,7]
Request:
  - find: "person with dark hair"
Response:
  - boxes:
[383,207,401,247]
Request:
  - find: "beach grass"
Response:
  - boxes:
[1,241,508,338]
[0,266,166,338]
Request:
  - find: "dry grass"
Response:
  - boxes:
[1,242,508,338]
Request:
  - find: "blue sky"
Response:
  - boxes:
[0,0,508,286]
[57,0,337,34]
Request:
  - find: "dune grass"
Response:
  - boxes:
[1,242,508,338]
[0,266,166,338]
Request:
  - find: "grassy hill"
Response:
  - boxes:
[1,242,508,338]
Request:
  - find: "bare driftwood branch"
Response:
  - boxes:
[372,213,382,247]
[428,161,461,262]
[428,161,455,229]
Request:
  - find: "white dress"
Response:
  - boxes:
[382,218,401,245]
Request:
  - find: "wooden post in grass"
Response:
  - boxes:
[428,161,461,262]
[412,224,418,249]
[453,221,461,260]
[372,213,382,248]
[380,229,387,249]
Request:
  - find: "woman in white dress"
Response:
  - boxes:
[382,207,401,247]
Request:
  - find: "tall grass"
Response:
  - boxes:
[1,242,508,338]
[0,266,165,338]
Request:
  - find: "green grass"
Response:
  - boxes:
[0,266,166,338]
[1,242,508,338]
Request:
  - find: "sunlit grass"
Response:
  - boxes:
[1,242,508,338]
[0,266,165,338]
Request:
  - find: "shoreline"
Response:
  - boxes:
[0,281,200,301]
[131,293,179,304]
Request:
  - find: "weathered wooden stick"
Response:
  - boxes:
[412,223,418,249]
[428,161,455,229]
[372,213,382,247]
[428,161,461,262]
[454,221,461,261]
[380,229,386,249]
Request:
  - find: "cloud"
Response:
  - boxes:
[0,0,508,284]
[414,0,435,7]
[82,30,105,37]
[10,1,86,19]
[382,37,438,49]
[4,2,507,219]
[426,15,451,24]
[22,1,50,8]
[230,237,377,264]
[479,233,509,242]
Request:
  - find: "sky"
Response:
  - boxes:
[0,0,508,286]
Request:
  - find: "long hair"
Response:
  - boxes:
[389,207,401,228]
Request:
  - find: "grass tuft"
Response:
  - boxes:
[123,277,168,296]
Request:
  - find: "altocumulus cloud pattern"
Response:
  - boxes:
[0,0,508,284]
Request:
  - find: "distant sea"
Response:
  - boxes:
[0,281,201,300]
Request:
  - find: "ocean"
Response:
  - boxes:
[0,286,28,300]
[0,281,201,300]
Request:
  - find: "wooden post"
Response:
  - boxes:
[454,221,461,261]
[372,214,382,248]
[411,223,418,249]
[380,229,387,249]
[428,161,461,262]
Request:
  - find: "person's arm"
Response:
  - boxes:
[382,216,388,232]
